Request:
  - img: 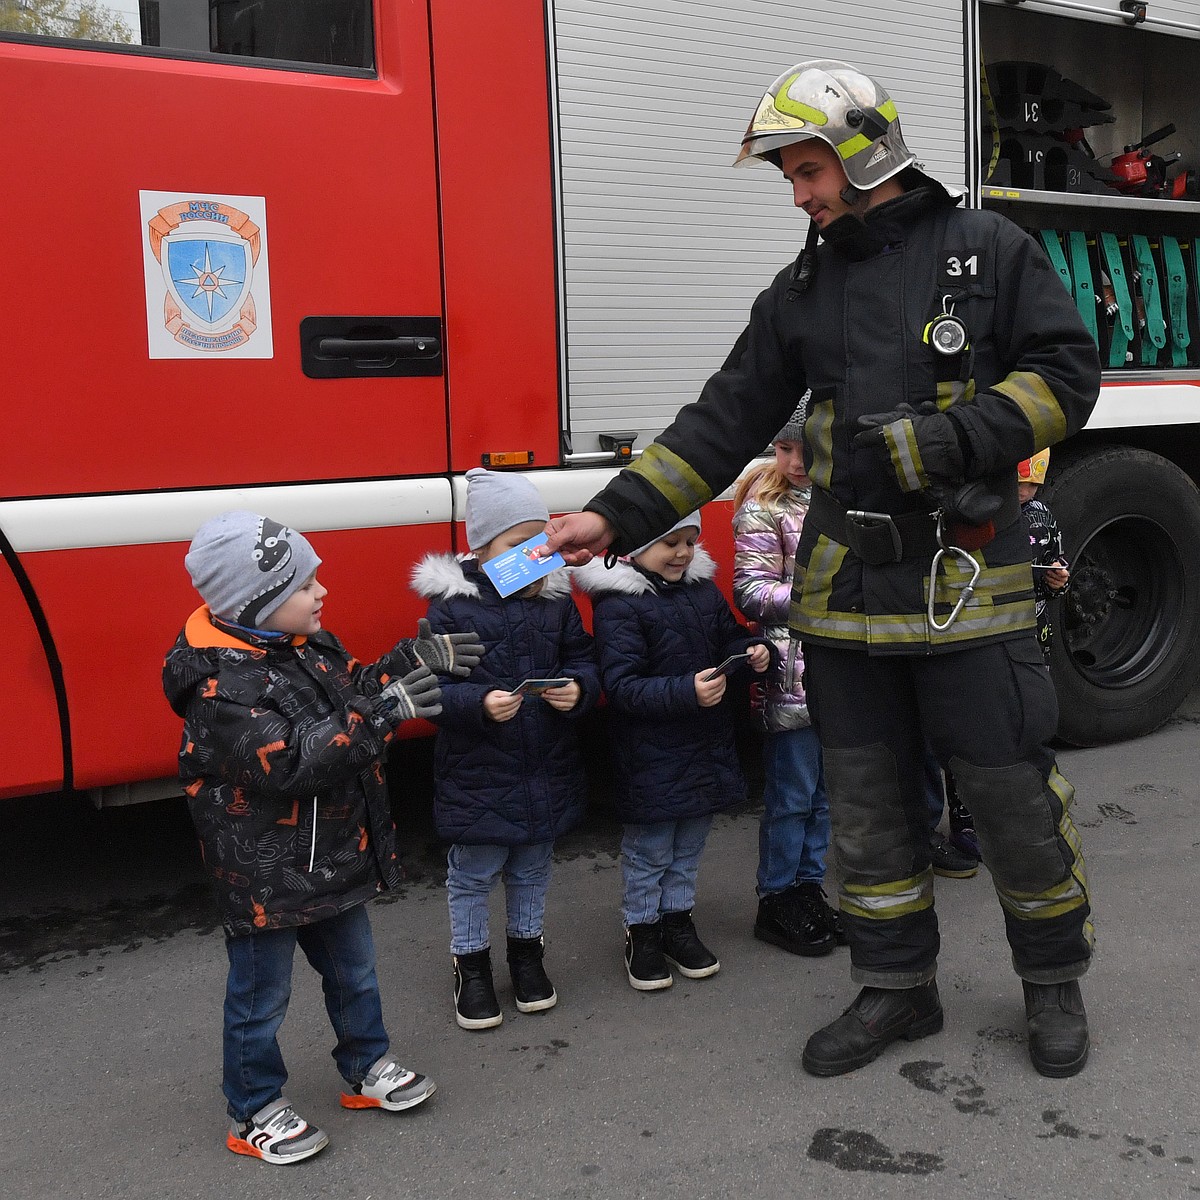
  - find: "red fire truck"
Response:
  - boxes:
[4,0,1200,805]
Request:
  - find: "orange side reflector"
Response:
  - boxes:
[482,451,534,467]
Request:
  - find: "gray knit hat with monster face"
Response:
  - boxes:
[185,510,321,627]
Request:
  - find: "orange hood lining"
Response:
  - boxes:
[185,606,306,652]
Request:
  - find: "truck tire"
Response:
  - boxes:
[1042,444,1200,745]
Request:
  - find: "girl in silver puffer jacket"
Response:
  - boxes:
[733,408,845,957]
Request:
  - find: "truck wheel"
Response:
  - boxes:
[1043,444,1200,745]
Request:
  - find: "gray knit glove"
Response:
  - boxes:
[379,665,442,722]
[415,617,484,677]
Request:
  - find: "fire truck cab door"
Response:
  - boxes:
[2,5,446,497]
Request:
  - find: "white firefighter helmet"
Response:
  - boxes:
[734,59,916,191]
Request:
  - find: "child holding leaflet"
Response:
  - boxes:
[163,512,471,1164]
[411,468,600,1030]
[732,408,845,955]
[576,512,770,990]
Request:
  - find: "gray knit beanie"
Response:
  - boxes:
[629,511,702,560]
[774,391,811,443]
[185,510,321,627]
[465,468,550,551]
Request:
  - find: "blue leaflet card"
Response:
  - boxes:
[481,534,566,597]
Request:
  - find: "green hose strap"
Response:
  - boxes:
[1099,232,1133,369]
[1161,236,1190,367]
[1131,234,1167,364]
[1040,230,1073,299]
[1067,230,1098,344]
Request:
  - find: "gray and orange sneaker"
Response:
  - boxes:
[227,1097,329,1164]
[341,1054,437,1112]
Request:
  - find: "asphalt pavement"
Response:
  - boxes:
[2,702,1198,1200]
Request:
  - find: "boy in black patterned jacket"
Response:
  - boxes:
[164,510,479,1165]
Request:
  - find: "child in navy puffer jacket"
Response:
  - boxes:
[411,469,600,1032]
[575,512,770,991]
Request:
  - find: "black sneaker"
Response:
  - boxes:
[948,788,982,861]
[796,881,849,947]
[930,831,979,878]
[453,948,503,1030]
[660,910,720,978]
[624,921,673,991]
[506,935,558,1013]
[754,885,836,957]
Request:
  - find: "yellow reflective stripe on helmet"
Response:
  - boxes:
[877,99,898,123]
[626,443,712,517]
[773,75,829,126]
[992,372,1069,447]
[836,133,872,160]
[841,869,934,920]
[805,396,835,490]
[882,419,927,492]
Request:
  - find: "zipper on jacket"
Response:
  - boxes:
[784,639,799,694]
[308,795,318,873]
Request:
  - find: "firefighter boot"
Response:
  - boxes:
[801,982,944,1076]
[1023,980,1089,1077]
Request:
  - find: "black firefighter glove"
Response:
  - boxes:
[852,403,1000,527]
[414,616,484,677]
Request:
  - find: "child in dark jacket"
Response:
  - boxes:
[411,468,600,1031]
[575,512,770,990]
[163,511,477,1165]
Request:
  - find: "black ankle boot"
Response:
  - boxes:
[660,910,720,978]
[801,981,943,1076]
[506,935,557,1014]
[453,949,502,1030]
[796,881,849,947]
[1023,980,1089,1077]
[755,885,835,957]
[624,921,672,991]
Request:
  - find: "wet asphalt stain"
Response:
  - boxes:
[1096,802,1138,825]
[899,1060,997,1116]
[1038,1108,1104,1141]
[0,882,220,975]
[510,1038,571,1071]
[807,1128,944,1175]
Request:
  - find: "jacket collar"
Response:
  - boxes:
[574,545,718,597]
[184,606,306,653]
[822,173,960,261]
[409,552,574,602]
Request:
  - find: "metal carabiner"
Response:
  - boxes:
[927,513,982,632]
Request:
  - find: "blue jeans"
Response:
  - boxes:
[447,841,554,955]
[222,903,389,1122]
[924,746,946,831]
[621,816,714,926]
[758,725,830,896]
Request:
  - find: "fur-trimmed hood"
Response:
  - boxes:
[573,545,717,597]
[410,552,574,602]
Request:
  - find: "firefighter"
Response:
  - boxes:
[543,60,1100,1078]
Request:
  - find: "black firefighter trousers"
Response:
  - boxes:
[804,636,1093,989]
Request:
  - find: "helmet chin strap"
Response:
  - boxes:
[839,182,868,207]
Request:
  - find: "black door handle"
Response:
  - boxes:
[316,336,440,359]
[300,316,443,379]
